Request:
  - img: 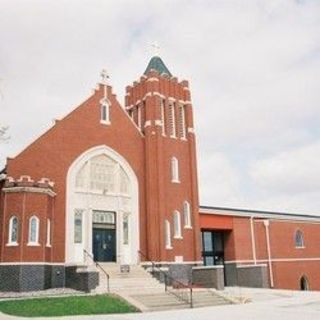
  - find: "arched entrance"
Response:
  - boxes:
[300,275,309,291]
[66,145,139,265]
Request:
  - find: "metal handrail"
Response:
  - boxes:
[138,250,193,308]
[83,249,110,293]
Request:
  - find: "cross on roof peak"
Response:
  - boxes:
[100,69,109,85]
[151,42,160,57]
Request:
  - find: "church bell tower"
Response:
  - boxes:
[125,54,201,264]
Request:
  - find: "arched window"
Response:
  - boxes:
[28,216,40,245]
[171,157,180,183]
[173,211,182,239]
[8,216,18,245]
[295,230,304,248]
[165,220,172,249]
[183,201,192,228]
[46,219,51,247]
[300,275,309,291]
[100,100,110,124]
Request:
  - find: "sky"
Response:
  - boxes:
[0,0,320,214]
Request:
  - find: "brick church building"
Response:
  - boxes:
[0,55,320,292]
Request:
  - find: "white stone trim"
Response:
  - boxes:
[141,261,203,265]
[46,219,51,247]
[187,127,195,134]
[3,187,56,197]
[17,175,33,182]
[237,264,268,268]
[38,177,55,187]
[66,145,140,265]
[0,262,66,266]
[193,265,224,270]
[225,257,320,264]
[144,120,152,128]
[154,120,162,126]
[146,77,159,82]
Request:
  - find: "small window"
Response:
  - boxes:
[28,216,40,245]
[300,275,309,291]
[168,102,176,138]
[171,157,180,183]
[160,99,166,136]
[8,216,18,245]
[173,211,182,239]
[295,230,304,248]
[179,104,186,139]
[74,209,83,244]
[100,100,110,124]
[183,201,192,228]
[165,220,172,249]
[123,214,129,245]
[46,219,51,247]
[137,105,141,129]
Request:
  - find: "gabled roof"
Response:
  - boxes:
[144,56,172,77]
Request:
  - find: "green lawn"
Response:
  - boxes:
[0,294,139,317]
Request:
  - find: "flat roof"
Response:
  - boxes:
[200,205,320,222]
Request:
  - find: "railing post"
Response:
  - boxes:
[190,286,193,308]
[164,274,167,292]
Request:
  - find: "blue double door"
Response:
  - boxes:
[92,228,116,262]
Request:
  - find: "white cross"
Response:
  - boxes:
[100,69,109,85]
[151,42,160,56]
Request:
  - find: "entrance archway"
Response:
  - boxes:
[66,145,139,265]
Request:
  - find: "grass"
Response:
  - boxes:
[0,294,139,317]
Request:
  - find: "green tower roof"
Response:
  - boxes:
[144,56,172,77]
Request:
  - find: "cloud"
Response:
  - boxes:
[250,141,320,194]
[0,0,320,214]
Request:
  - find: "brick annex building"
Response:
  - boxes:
[0,55,320,292]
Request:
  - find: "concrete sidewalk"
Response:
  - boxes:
[0,288,320,320]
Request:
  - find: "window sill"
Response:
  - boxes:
[27,243,40,247]
[184,226,192,229]
[100,120,111,125]
[170,135,177,139]
[6,242,18,247]
[46,244,52,248]
[171,180,180,184]
[295,246,305,249]
[166,246,173,250]
[174,236,183,240]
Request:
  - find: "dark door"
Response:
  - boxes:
[202,231,225,266]
[93,228,116,262]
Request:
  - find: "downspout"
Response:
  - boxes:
[250,215,257,265]
[263,220,274,288]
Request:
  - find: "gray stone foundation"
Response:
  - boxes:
[225,263,269,288]
[0,264,99,293]
[237,264,269,288]
[192,265,224,290]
